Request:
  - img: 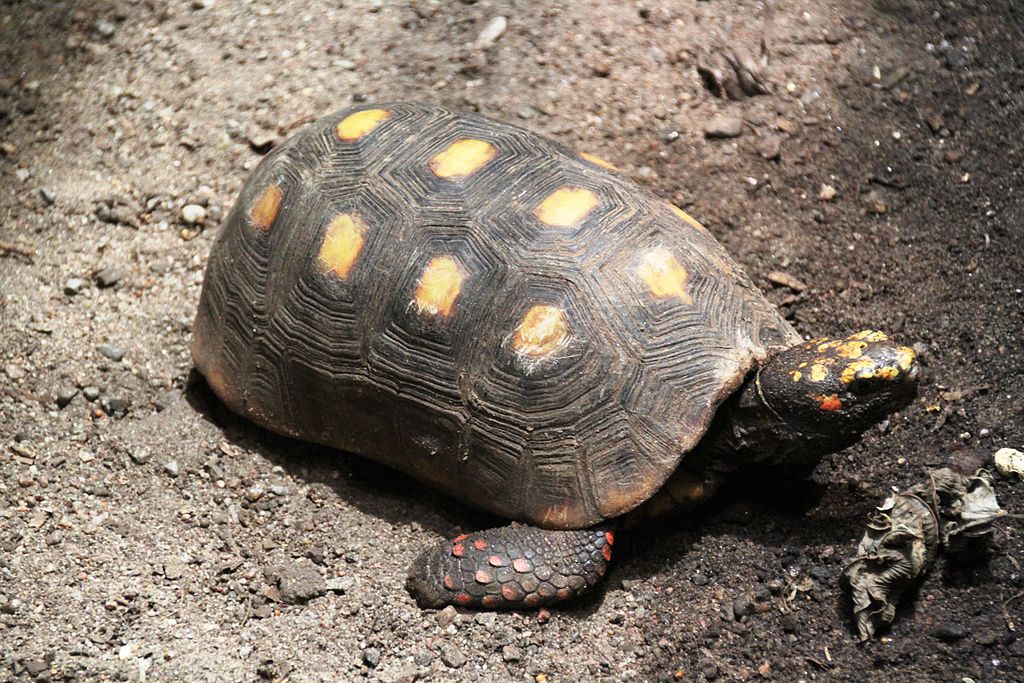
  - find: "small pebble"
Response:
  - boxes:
[94,267,121,288]
[96,19,116,38]
[39,187,56,205]
[758,135,782,160]
[56,387,79,408]
[63,277,86,295]
[818,183,838,201]
[181,204,208,225]
[96,344,124,361]
[164,460,181,477]
[704,115,743,139]
[994,447,1024,478]
[45,530,64,546]
[363,647,381,668]
[440,644,467,669]
[930,622,967,642]
[192,0,215,8]
[278,561,326,604]
[5,364,26,380]
[83,386,100,401]
[474,16,507,50]
[164,559,186,580]
[436,605,458,628]
[129,447,151,464]
[502,645,522,662]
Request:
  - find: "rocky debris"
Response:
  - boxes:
[697,42,772,100]
[96,344,124,361]
[818,183,837,201]
[704,115,744,139]
[181,204,208,225]
[767,271,807,292]
[39,187,56,205]
[474,16,507,51]
[63,277,86,295]
[55,386,78,407]
[440,644,466,669]
[436,605,458,628]
[930,622,967,642]
[277,561,326,604]
[93,267,121,288]
[163,460,181,477]
[757,135,783,160]
[362,646,381,668]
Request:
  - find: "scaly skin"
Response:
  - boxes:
[407,523,614,609]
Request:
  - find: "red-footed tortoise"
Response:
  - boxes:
[192,102,920,610]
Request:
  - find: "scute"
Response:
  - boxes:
[191,102,800,529]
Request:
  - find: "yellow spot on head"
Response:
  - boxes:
[513,305,569,358]
[317,213,366,279]
[413,256,464,318]
[816,340,842,353]
[534,187,600,227]
[850,330,889,342]
[580,152,618,171]
[636,247,693,303]
[336,108,391,141]
[837,341,868,358]
[896,346,917,371]
[840,358,877,384]
[799,361,808,368]
[790,370,802,382]
[668,203,708,232]
[808,364,829,382]
[250,184,283,231]
[817,394,843,411]
[428,138,498,179]
[875,366,900,380]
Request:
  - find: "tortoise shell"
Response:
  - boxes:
[191,102,800,529]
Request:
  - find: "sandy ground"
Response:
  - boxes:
[1,0,1022,681]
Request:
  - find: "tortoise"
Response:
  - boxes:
[191,102,920,610]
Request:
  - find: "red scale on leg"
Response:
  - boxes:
[501,583,524,602]
[443,575,456,590]
[512,558,532,573]
[453,533,469,542]
[473,539,488,551]
[481,595,501,608]
[557,587,572,600]
[475,569,493,584]
[488,555,505,567]
[602,545,612,562]
[452,542,465,558]
[454,593,473,606]
[605,531,615,545]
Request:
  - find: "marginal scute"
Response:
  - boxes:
[636,247,693,303]
[533,187,600,227]
[429,138,498,179]
[668,203,708,232]
[413,255,464,318]
[336,108,391,141]
[250,184,283,231]
[512,305,569,357]
[580,152,618,171]
[317,213,367,279]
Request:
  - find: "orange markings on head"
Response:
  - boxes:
[512,558,532,574]
[443,575,456,590]
[602,545,612,562]
[817,394,843,411]
[414,255,464,318]
[250,184,283,231]
[452,543,465,558]
[636,247,693,303]
[534,186,600,227]
[336,108,391,141]
[317,212,367,279]
[581,152,618,171]
[488,555,505,567]
[428,138,498,179]
[475,569,494,584]
[605,531,614,546]
[454,592,473,606]
[512,305,569,358]
[668,203,708,232]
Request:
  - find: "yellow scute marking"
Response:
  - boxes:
[429,139,498,179]
[336,109,391,141]
[841,358,877,384]
[636,247,693,303]
[317,213,367,279]
[534,187,600,227]
[250,184,283,231]
[837,341,868,358]
[790,370,802,382]
[580,152,618,171]
[513,305,569,357]
[896,346,917,371]
[669,203,708,232]
[414,256,464,318]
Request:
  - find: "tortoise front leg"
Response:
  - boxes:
[407,523,615,609]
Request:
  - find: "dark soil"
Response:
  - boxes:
[1,0,1022,681]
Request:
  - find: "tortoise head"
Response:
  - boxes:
[759,330,920,442]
